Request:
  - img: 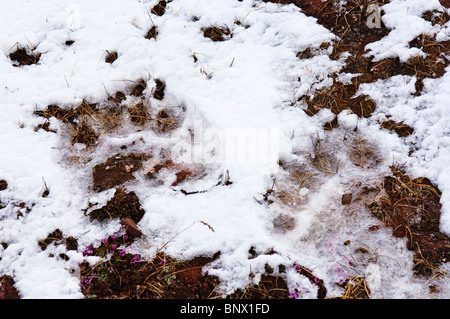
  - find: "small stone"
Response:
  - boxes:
[342,193,352,205]
[120,218,142,237]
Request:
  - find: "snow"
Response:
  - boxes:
[0,0,449,298]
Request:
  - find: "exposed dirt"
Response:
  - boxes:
[0,276,20,299]
[145,26,158,40]
[369,166,450,277]
[105,50,118,64]
[203,26,232,42]
[153,79,166,100]
[92,153,150,192]
[380,120,414,137]
[9,45,41,67]
[88,187,146,223]
[151,0,167,16]
[0,180,7,191]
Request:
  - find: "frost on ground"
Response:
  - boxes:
[0,0,449,299]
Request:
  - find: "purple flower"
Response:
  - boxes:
[110,234,117,240]
[123,235,128,242]
[293,264,302,273]
[289,290,300,299]
[101,238,108,245]
[119,250,126,257]
[130,254,141,264]
[109,244,117,253]
[82,246,93,256]
[314,277,321,284]
[81,277,92,286]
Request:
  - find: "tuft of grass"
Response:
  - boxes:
[153,109,179,134]
[128,100,151,126]
[203,26,232,42]
[380,120,414,137]
[346,137,379,169]
[309,136,340,175]
[341,276,371,299]
[105,50,118,64]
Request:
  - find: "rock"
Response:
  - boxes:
[342,193,352,205]
[120,218,142,237]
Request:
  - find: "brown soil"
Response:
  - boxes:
[130,79,147,97]
[0,180,7,191]
[9,46,41,67]
[92,153,150,192]
[38,229,78,252]
[0,276,20,299]
[145,26,158,40]
[153,79,166,100]
[88,187,146,223]
[151,0,167,16]
[80,240,222,299]
[369,166,450,277]
[105,50,118,64]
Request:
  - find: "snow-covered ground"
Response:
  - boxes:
[0,0,449,298]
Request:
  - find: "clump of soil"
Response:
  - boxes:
[92,153,149,192]
[422,9,450,26]
[105,50,118,64]
[130,79,147,97]
[34,104,79,125]
[107,91,126,105]
[0,180,7,191]
[38,229,78,253]
[88,188,145,223]
[151,0,167,16]
[145,26,158,40]
[304,78,376,118]
[153,79,166,100]
[9,45,41,67]
[34,101,100,148]
[203,26,232,42]
[71,118,98,147]
[0,276,20,299]
[380,120,414,137]
[369,166,450,277]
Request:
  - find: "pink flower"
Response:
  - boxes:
[130,254,141,264]
[119,250,126,257]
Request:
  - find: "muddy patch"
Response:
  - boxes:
[92,153,150,192]
[369,166,450,277]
